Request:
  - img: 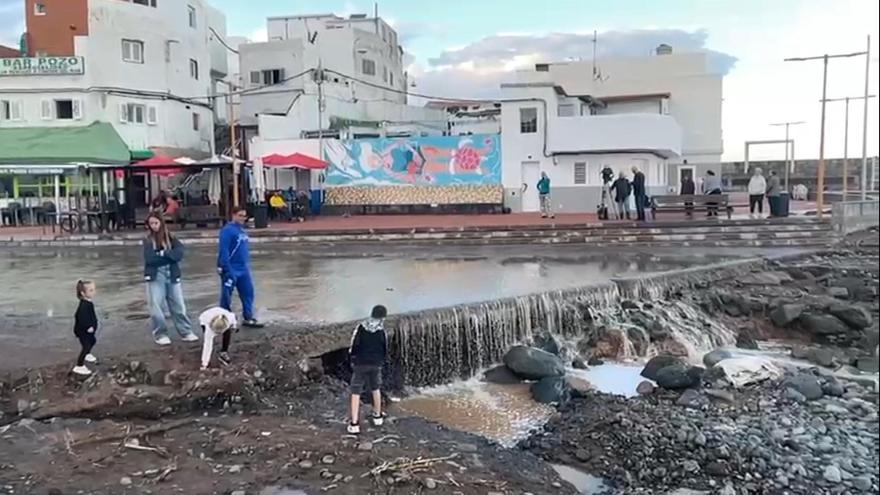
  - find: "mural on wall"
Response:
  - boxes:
[323,134,501,186]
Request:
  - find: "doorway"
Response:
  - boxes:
[521,161,541,212]
[677,165,695,184]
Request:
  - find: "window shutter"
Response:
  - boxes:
[41,100,53,120]
[119,103,129,123]
[11,101,24,120]
[250,71,260,85]
[147,105,158,125]
[72,99,83,120]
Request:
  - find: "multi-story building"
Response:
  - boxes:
[425,100,502,136]
[0,0,228,156]
[500,46,723,214]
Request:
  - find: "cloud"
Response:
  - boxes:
[406,29,736,103]
[250,27,268,43]
[0,0,24,48]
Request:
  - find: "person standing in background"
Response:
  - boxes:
[537,172,554,219]
[144,212,197,346]
[748,168,767,218]
[766,170,783,217]
[703,170,723,217]
[631,166,647,221]
[610,171,632,220]
[218,207,264,337]
[680,174,696,218]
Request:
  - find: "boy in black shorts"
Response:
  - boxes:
[347,305,388,434]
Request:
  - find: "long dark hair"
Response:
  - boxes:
[145,212,172,249]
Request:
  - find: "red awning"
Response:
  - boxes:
[262,153,327,170]
[134,154,185,176]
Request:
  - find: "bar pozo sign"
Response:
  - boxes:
[0,56,85,76]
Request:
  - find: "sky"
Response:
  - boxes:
[1,0,878,162]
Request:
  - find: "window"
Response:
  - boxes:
[122,39,144,63]
[361,59,376,76]
[120,103,146,124]
[189,59,199,80]
[132,0,158,7]
[389,72,394,87]
[0,100,24,121]
[55,100,74,120]
[34,2,46,15]
[192,112,200,131]
[574,162,587,185]
[249,69,285,86]
[381,25,387,42]
[188,5,197,28]
[519,107,538,134]
[557,104,575,117]
[382,66,388,83]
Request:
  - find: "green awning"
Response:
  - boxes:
[0,121,131,166]
[130,149,155,160]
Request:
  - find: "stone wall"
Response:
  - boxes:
[324,185,503,206]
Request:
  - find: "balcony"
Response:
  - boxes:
[547,113,682,158]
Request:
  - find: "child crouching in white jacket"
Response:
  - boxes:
[200,307,237,370]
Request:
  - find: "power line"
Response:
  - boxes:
[323,68,497,104]
[209,27,239,55]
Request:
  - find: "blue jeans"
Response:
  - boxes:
[147,269,194,339]
[220,268,255,321]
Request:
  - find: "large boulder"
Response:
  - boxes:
[530,376,570,405]
[655,364,703,390]
[828,304,873,330]
[481,365,523,385]
[806,348,836,368]
[502,346,565,381]
[592,328,630,359]
[769,304,805,327]
[531,332,561,356]
[799,314,850,336]
[640,355,685,381]
[703,349,734,368]
[784,373,824,400]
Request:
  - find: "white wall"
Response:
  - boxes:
[0,0,225,154]
[548,113,682,156]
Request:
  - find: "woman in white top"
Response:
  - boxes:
[200,307,237,370]
[747,167,767,218]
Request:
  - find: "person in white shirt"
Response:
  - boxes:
[199,307,237,370]
[747,167,768,218]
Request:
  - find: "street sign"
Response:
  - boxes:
[0,56,85,76]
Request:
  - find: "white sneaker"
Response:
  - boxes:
[84,354,98,364]
[72,365,92,376]
[347,423,361,434]
[181,333,199,343]
[155,335,172,346]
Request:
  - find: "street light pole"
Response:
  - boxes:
[860,35,871,200]
[785,48,868,217]
[770,120,805,189]
[820,95,876,202]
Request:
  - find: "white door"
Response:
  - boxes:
[521,161,541,212]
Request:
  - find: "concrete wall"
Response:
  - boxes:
[0,0,226,154]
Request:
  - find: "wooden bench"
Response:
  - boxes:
[651,194,746,220]
[178,205,224,229]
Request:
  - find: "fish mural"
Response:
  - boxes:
[323,134,501,186]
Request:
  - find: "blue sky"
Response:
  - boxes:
[1,0,878,160]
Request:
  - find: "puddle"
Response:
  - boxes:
[571,363,648,397]
[552,464,612,494]
[396,378,554,447]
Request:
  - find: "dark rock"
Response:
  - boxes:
[48,490,63,495]
[828,303,873,329]
[571,358,588,370]
[629,311,668,340]
[860,329,880,353]
[798,314,850,336]
[587,357,605,366]
[706,462,729,476]
[641,355,685,381]
[530,376,570,405]
[636,381,656,396]
[677,389,708,409]
[656,364,700,390]
[770,304,805,327]
[856,355,879,373]
[828,287,850,299]
[503,346,565,380]
[821,378,845,397]
[791,346,811,359]
[807,348,836,368]
[784,373,824,400]
[620,300,640,310]
[532,332,561,356]
[703,349,734,368]
[705,388,736,403]
[574,449,591,462]
[784,387,807,403]
[736,333,759,350]
[740,271,793,285]
[481,365,522,385]
[625,326,650,356]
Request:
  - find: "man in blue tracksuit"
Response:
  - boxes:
[217,207,263,347]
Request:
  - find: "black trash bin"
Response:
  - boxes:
[252,204,269,229]
[777,192,790,217]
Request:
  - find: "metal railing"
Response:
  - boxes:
[832,199,880,233]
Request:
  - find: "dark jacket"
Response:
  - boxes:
[680,179,696,195]
[74,299,98,336]
[143,236,184,283]
[610,178,632,203]
[349,318,387,367]
[632,171,646,197]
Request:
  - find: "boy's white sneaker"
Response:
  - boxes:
[84,354,98,364]
[181,333,199,343]
[72,365,92,376]
[372,414,385,427]
[347,422,361,434]
[155,335,172,346]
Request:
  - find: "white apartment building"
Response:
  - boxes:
[0,0,229,156]
[425,100,502,136]
[501,47,722,214]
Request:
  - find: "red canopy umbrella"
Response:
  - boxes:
[262,152,327,170]
[135,154,186,176]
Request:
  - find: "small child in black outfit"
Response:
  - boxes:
[73,280,99,376]
[347,305,388,434]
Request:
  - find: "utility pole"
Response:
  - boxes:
[315,61,325,197]
[860,35,872,200]
[228,84,239,208]
[821,95,876,201]
[785,48,867,217]
[770,120,805,189]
